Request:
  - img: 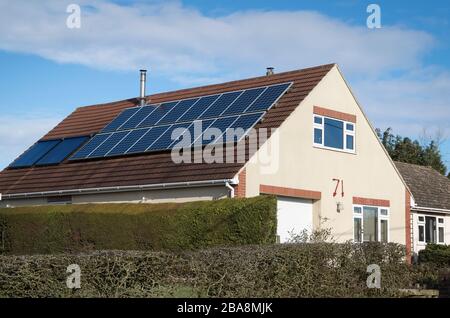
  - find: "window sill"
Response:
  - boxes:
[313,144,356,155]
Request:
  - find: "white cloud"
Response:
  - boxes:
[353,68,450,137]
[0,0,434,80]
[0,115,61,170]
[0,0,448,169]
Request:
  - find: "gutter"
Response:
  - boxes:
[411,206,450,214]
[1,179,238,200]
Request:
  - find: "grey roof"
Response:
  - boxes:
[395,161,450,211]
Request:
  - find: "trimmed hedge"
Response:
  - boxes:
[0,243,438,298]
[419,244,450,266]
[0,196,277,255]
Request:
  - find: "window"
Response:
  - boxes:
[353,205,389,243]
[313,115,355,152]
[354,218,362,242]
[418,215,445,244]
[380,220,388,243]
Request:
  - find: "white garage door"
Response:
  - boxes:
[277,197,313,243]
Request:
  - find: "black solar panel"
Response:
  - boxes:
[158,98,198,125]
[126,125,171,154]
[199,91,242,119]
[246,83,291,113]
[102,107,139,133]
[137,101,178,128]
[201,116,238,145]
[177,95,220,122]
[88,131,129,158]
[70,82,292,160]
[71,133,111,159]
[119,105,157,130]
[221,87,265,116]
[107,128,149,156]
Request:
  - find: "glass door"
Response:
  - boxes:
[363,207,378,242]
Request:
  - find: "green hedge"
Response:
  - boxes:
[0,243,438,298]
[0,196,277,255]
[419,244,450,266]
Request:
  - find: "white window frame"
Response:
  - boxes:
[418,214,445,245]
[353,205,390,243]
[417,215,425,244]
[313,114,356,154]
[438,217,445,244]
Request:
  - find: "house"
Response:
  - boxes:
[395,161,450,257]
[0,64,412,254]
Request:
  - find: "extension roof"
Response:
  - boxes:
[0,64,334,197]
[395,161,450,211]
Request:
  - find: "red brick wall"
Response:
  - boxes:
[352,197,390,207]
[235,169,246,198]
[259,184,321,200]
[313,106,357,123]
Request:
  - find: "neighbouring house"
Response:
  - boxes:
[395,161,450,258]
[0,64,413,254]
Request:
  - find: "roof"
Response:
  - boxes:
[0,63,334,197]
[395,161,450,211]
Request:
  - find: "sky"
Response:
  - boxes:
[0,0,449,172]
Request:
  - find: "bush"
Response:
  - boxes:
[0,243,428,298]
[0,196,277,255]
[418,244,450,266]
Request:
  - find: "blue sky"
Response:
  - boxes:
[0,0,449,172]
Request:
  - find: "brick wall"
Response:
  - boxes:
[235,169,246,198]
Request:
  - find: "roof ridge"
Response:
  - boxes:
[77,63,336,110]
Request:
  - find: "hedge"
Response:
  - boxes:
[418,244,450,266]
[0,243,440,298]
[0,196,277,255]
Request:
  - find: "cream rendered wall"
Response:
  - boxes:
[0,186,228,207]
[244,65,407,244]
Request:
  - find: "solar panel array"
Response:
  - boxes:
[9,136,88,168]
[70,82,292,160]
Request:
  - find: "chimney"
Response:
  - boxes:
[266,67,274,76]
[139,69,147,106]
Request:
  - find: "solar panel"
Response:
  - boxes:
[221,87,266,116]
[70,81,292,160]
[190,119,216,147]
[147,123,193,152]
[102,107,140,133]
[36,136,88,166]
[158,98,199,125]
[126,125,171,154]
[88,131,130,158]
[119,105,157,130]
[9,140,61,168]
[201,116,238,145]
[137,101,178,128]
[224,112,265,143]
[245,83,291,113]
[71,133,111,160]
[106,128,150,156]
[199,91,242,119]
[177,95,220,122]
